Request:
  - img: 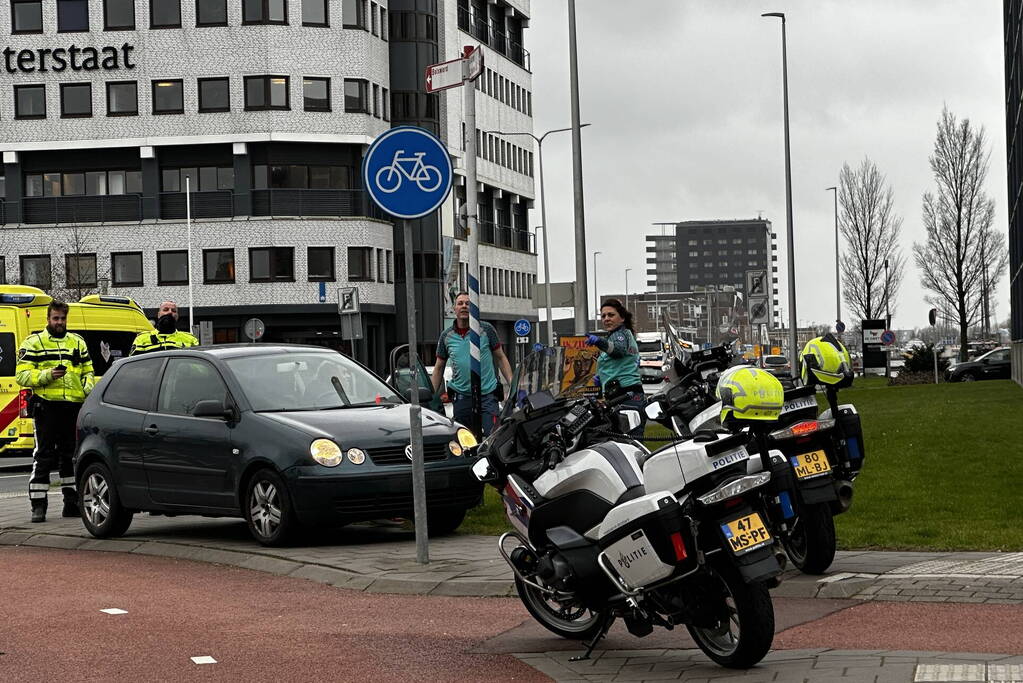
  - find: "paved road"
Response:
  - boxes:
[0,470,28,497]
[4,546,1023,683]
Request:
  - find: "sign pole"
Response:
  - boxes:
[463,49,483,437]
[403,219,429,564]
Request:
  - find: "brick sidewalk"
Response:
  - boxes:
[3,492,1023,603]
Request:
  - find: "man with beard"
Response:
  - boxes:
[129,300,199,355]
[16,301,96,523]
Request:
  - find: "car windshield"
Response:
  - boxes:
[764,357,787,366]
[226,352,401,412]
[637,341,662,353]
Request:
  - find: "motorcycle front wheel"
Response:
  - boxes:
[514,576,609,640]
[782,503,837,575]
[686,561,774,669]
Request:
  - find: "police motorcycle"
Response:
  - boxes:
[647,321,865,575]
[470,346,780,669]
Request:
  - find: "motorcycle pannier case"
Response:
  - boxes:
[597,493,696,589]
[835,404,865,477]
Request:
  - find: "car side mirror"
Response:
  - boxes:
[193,399,230,420]
[407,387,434,404]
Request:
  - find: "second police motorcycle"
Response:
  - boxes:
[470,345,791,669]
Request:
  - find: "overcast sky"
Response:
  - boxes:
[524,0,1008,331]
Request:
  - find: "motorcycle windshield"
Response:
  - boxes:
[500,346,596,420]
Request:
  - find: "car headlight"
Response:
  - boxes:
[456,428,478,449]
[310,439,342,467]
[346,448,366,465]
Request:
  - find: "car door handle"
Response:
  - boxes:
[144,425,159,435]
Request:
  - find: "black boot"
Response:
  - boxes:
[62,501,80,518]
[31,506,46,523]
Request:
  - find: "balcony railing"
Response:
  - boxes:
[0,199,5,225]
[457,8,531,71]
[160,190,235,219]
[458,220,534,253]
[253,188,380,218]
[22,195,142,224]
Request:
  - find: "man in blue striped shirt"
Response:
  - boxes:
[431,292,513,436]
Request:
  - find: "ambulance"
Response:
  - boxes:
[0,285,154,457]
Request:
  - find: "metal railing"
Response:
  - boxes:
[22,195,142,224]
[251,189,385,219]
[457,7,530,71]
[478,220,535,253]
[160,190,235,219]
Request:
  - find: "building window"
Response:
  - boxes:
[0,256,6,285]
[253,164,350,189]
[60,83,92,118]
[106,80,137,116]
[26,169,141,196]
[372,83,379,117]
[161,166,234,192]
[111,252,143,287]
[198,77,230,112]
[307,246,334,281]
[244,75,289,110]
[243,0,286,24]
[203,249,235,284]
[57,0,89,31]
[12,0,43,33]
[157,250,188,285]
[150,0,181,27]
[375,248,384,283]
[386,250,393,282]
[66,253,97,289]
[342,0,365,28]
[382,87,388,120]
[303,77,330,111]
[348,247,372,281]
[249,247,294,282]
[196,0,226,25]
[370,1,377,34]
[14,84,45,119]
[302,0,326,25]
[20,255,51,290]
[343,79,368,112]
[104,0,134,28]
[152,79,184,114]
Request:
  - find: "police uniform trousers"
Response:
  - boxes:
[28,399,83,511]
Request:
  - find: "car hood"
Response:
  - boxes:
[257,404,459,445]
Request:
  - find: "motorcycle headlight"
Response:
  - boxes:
[456,428,478,449]
[310,439,342,467]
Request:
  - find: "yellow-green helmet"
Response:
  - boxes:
[716,366,785,423]
[800,334,853,388]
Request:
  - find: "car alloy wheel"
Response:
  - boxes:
[82,473,111,528]
[250,481,283,539]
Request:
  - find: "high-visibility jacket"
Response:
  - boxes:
[129,330,199,356]
[15,330,96,403]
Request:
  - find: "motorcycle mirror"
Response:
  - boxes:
[618,409,642,433]
[471,456,497,483]
[644,401,665,420]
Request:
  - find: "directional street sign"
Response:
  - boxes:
[464,45,483,80]
[514,318,532,337]
[363,127,453,219]
[749,297,770,325]
[425,55,465,93]
[243,317,265,341]
[338,287,360,315]
[745,270,768,297]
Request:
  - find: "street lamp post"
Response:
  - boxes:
[884,258,891,377]
[826,186,840,328]
[624,268,631,312]
[567,0,588,335]
[593,251,602,331]
[762,11,798,377]
[488,124,591,348]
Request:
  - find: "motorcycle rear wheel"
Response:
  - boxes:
[514,576,609,641]
[783,503,837,575]
[686,561,774,669]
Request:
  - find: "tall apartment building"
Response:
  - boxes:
[1005,0,1023,385]
[0,0,537,374]
[645,219,779,326]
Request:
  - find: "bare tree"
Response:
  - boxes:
[913,107,1007,361]
[838,157,906,325]
[51,223,109,302]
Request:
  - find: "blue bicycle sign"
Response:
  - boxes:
[363,126,453,219]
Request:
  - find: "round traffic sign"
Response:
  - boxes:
[880,330,895,346]
[835,320,846,334]
[244,317,265,341]
[362,126,453,219]
[514,318,531,337]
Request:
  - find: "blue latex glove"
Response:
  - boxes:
[515,389,528,407]
[585,334,601,346]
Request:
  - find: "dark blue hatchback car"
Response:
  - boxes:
[74,344,482,545]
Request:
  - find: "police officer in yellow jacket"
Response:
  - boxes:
[16,301,95,523]
[129,300,198,355]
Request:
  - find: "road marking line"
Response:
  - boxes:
[191,656,217,665]
[0,474,27,479]
[99,608,128,615]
